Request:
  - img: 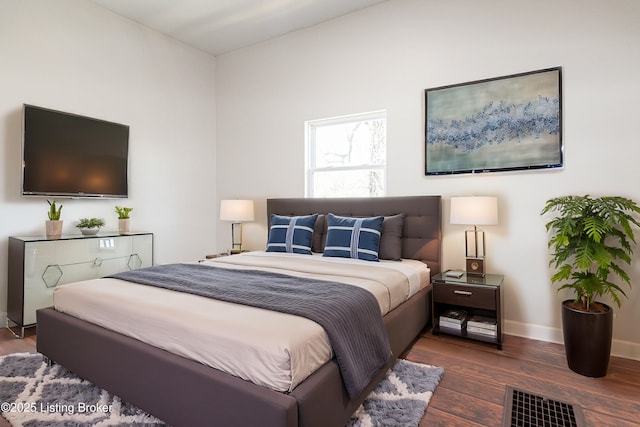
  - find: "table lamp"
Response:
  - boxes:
[220,199,254,254]
[450,196,498,276]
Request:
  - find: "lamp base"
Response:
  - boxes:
[466,257,485,276]
[230,222,243,254]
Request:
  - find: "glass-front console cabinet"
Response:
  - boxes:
[7,232,153,337]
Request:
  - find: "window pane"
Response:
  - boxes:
[313,119,386,168]
[312,169,384,198]
[306,111,387,198]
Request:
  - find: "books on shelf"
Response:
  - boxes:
[439,308,467,331]
[466,315,497,337]
[439,312,497,337]
[439,320,463,331]
[440,308,467,323]
[467,315,497,330]
[467,326,498,337]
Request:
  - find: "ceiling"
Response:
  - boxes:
[89,0,388,56]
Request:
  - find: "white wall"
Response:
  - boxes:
[0,0,217,324]
[216,0,640,359]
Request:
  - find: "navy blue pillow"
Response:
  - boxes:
[323,213,384,261]
[266,214,318,255]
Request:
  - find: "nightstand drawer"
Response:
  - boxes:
[433,283,496,310]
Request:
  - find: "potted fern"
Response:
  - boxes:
[541,195,640,377]
[115,206,133,233]
[76,218,105,235]
[45,200,63,238]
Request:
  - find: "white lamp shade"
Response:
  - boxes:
[450,196,498,225]
[220,199,254,222]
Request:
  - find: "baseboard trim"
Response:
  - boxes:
[505,320,640,361]
[611,338,640,361]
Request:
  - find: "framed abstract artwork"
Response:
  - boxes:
[425,67,562,175]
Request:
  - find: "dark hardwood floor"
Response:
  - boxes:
[0,327,36,355]
[1,327,638,426]
[406,331,640,427]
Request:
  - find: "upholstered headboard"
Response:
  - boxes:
[266,196,442,275]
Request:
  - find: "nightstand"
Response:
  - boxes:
[432,271,504,349]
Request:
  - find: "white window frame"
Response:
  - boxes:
[305,110,387,198]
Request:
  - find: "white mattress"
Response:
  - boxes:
[53,251,430,393]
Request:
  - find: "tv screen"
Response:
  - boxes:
[22,104,129,198]
[425,67,562,175]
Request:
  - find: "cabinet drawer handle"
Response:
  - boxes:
[454,290,472,296]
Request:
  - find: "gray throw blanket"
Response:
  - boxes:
[107,263,391,398]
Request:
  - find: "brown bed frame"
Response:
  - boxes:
[36,196,442,427]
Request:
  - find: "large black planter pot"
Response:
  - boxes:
[561,300,613,377]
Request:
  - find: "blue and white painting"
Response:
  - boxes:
[425,68,562,175]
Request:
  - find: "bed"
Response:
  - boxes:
[36,195,442,427]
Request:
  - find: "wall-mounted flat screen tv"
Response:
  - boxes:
[22,104,129,198]
[425,67,562,175]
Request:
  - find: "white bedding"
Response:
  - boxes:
[53,251,430,393]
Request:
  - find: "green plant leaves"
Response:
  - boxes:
[115,206,133,219]
[542,195,640,310]
[76,218,105,229]
[582,216,609,243]
[47,200,62,221]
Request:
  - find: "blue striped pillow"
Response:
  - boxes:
[323,214,384,261]
[266,214,318,255]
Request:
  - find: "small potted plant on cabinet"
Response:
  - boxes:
[45,200,63,238]
[76,218,105,236]
[541,195,640,377]
[115,206,133,233]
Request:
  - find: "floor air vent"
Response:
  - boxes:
[503,386,585,427]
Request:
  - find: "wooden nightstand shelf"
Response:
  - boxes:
[432,271,504,349]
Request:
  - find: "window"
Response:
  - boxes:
[306,111,386,198]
